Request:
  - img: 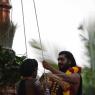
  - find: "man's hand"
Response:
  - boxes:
[42,60,52,70]
[42,60,60,74]
[46,73,70,90]
[46,73,62,82]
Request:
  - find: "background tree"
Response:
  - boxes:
[78,21,95,95]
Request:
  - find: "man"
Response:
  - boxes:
[17,58,44,95]
[42,51,82,95]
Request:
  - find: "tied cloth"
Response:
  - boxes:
[51,66,81,95]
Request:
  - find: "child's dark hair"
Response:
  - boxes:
[20,59,38,77]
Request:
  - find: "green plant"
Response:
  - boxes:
[0,46,26,86]
[78,24,95,95]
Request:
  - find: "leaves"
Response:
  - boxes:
[29,39,46,51]
[0,47,26,86]
[79,24,95,95]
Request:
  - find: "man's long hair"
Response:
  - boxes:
[59,51,76,67]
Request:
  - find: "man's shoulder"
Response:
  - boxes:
[26,79,44,95]
[66,66,81,75]
[26,78,41,87]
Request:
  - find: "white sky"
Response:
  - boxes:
[11,0,95,75]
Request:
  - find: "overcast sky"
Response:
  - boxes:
[11,0,95,75]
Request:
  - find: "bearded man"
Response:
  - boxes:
[42,51,82,95]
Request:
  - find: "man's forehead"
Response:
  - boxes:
[59,54,66,58]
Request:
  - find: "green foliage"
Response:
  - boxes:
[15,55,26,65]
[79,24,95,95]
[82,67,95,95]
[0,47,26,86]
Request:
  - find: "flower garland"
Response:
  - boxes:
[51,66,81,95]
[63,66,81,95]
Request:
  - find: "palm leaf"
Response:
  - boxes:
[29,39,58,69]
[0,21,16,48]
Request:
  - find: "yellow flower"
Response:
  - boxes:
[66,70,72,75]
[72,67,79,73]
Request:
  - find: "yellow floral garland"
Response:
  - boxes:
[51,66,81,95]
[63,66,81,95]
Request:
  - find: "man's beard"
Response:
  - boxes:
[58,64,70,72]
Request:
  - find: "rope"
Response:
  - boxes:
[32,0,44,59]
[32,0,45,73]
[20,0,28,57]
[32,0,50,95]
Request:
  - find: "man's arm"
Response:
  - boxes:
[42,60,80,84]
[35,80,44,95]
[47,73,70,90]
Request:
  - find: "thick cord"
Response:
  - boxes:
[32,0,50,94]
[32,0,44,59]
[32,0,46,76]
[20,0,28,57]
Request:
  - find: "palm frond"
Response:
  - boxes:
[0,21,16,48]
[29,39,46,51]
[29,39,59,69]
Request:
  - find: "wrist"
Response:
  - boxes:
[49,65,55,72]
